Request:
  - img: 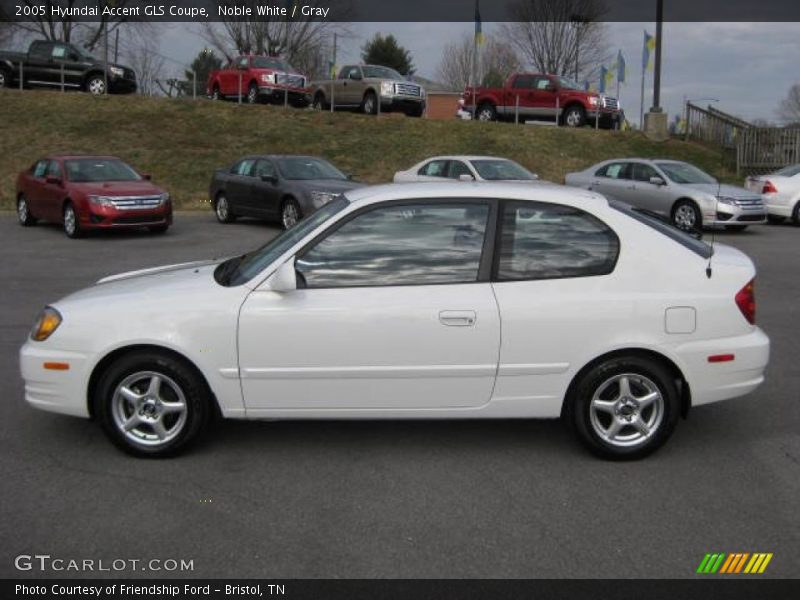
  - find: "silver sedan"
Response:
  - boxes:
[565,159,767,231]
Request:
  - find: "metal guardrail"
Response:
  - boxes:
[737,127,800,176]
[684,102,749,149]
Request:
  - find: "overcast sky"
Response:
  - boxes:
[155,21,796,125]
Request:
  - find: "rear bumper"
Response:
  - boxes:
[20,342,93,418]
[674,328,770,407]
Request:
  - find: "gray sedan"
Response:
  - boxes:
[565,159,767,231]
[209,155,363,229]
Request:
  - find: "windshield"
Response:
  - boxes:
[555,76,583,90]
[657,162,717,185]
[774,164,800,177]
[251,56,293,71]
[65,159,142,183]
[362,66,404,80]
[471,159,537,181]
[216,196,349,286]
[276,157,347,181]
[610,201,713,259]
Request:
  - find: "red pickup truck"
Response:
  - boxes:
[206,55,310,107]
[462,73,623,129]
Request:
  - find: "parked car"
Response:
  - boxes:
[20,182,768,459]
[16,155,171,238]
[394,156,541,183]
[209,155,363,229]
[744,164,800,224]
[0,40,136,94]
[462,72,622,128]
[206,55,310,106]
[565,159,767,231]
[311,65,426,116]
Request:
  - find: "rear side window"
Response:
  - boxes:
[610,201,712,259]
[232,159,256,177]
[419,160,449,178]
[496,202,619,281]
[596,163,630,179]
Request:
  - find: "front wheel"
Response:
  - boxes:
[94,351,212,457]
[568,356,680,460]
[671,200,702,232]
[281,198,302,230]
[562,105,586,127]
[793,202,800,226]
[247,83,259,104]
[63,202,82,238]
[86,75,106,95]
[362,91,378,115]
[214,194,236,224]
[17,195,37,226]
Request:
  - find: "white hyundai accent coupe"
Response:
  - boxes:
[20,183,769,459]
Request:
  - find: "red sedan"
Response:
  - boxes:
[16,155,172,238]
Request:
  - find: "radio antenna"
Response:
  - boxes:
[706,178,721,279]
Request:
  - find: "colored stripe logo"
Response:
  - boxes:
[697,553,773,574]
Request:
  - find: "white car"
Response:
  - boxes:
[744,164,800,224]
[393,156,539,183]
[20,183,769,459]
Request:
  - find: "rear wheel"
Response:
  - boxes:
[94,351,211,457]
[793,202,800,225]
[671,200,701,232]
[214,194,236,224]
[63,202,82,238]
[568,356,680,460]
[281,198,302,230]
[17,195,37,226]
[476,103,496,122]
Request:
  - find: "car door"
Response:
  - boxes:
[237,200,500,412]
[40,160,66,221]
[24,42,56,87]
[225,159,257,214]
[447,160,474,180]
[530,76,559,118]
[490,201,622,417]
[50,43,82,89]
[340,66,364,106]
[24,160,50,217]
[628,162,671,216]
[508,74,536,118]
[414,159,451,182]
[590,162,632,202]
[248,159,282,218]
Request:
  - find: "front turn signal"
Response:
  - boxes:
[31,307,62,342]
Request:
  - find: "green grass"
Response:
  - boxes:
[0,89,737,209]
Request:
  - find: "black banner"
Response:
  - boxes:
[4,579,800,600]
[2,0,800,23]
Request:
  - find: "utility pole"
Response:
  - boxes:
[114,29,119,63]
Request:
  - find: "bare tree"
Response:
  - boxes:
[502,0,609,82]
[200,0,352,74]
[437,34,521,91]
[778,84,800,126]
[124,37,166,96]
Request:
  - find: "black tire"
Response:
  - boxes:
[562,105,586,127]
[247,82,259,104]
[671,200,702,232]
[281,198,302,230]
[312,93,327,110]
[213,193,236,224]
[793,202,800,226]
[85,75,106,95]
[567,356,680,460]
[211,85,221,101]
[148,224,169,234]
[475,103,496,122]
[725,225,748,232]
[63,201,82,238]
[17,195,37,226]
[0,68,9,89]
[94,351,211,458]
[362,91,378,115]
[767,214,786,225]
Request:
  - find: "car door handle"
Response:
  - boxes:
[439,310,477,327]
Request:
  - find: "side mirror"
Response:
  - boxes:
[458,173,475,182]
[266,259,297,293]
[261,174,277,184]
[46,176,62,186]
[142,173,152,180]
[544,83,557,92]
[649,176,666,186]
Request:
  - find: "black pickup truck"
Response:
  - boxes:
[0,40,137,94]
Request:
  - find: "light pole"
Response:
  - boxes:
[643,0,668,139]
[570,15,590,82]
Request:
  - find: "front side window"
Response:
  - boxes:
[253,159,276,179]
[512,75,535,89]
[447,161,473,179]
[232,159,256,177]
[64,159,141,182]
[238,57,249,69]
[496,202,619,281]
[419,160,449,178]
[297,202,490,288]
[32,160,48,178]
[631,163,660,182]
[471,159,537,181]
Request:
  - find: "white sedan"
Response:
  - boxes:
[393,156,540,183]
[20,183,769,459]
[745,164,800,224]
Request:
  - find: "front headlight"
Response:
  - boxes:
[161,192,170,204]
[109,66,124,78]
[588,96,599,106]
[716,196,737,205]
[380,81,395,96]
[31,307,62,342]
[310,191,337,208]
[88,195,115,208]
[261,73,276,84]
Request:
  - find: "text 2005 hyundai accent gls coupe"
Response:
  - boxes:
[20,183,770,459]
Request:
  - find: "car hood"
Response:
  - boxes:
[96,260,222,285]
[682,183,760,199]
[298,179,365,194]
[68,181,165,196]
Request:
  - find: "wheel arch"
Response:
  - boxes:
[671,196,701,215]
[561,347,691,420]
[86,344,221,420]
[83,70,105,88]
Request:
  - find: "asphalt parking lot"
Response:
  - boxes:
[1,212,798,579]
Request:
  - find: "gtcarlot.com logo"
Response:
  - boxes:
[14,554,194,572]
[697,552,773,574]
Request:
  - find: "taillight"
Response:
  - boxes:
[735,279,756,325]
[762,180,778,194]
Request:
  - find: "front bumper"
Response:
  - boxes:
[82,203,172,229]
[20,342,93,418]
[586,109,622,126]
[258,86,311,106]
[702,203,767,226]
[379,94,426,113]
[673,328,769,407]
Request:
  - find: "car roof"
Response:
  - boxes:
[46,155,121,161]
[343,182,606,208]
[238,155,332,161]
[417,156,519,163]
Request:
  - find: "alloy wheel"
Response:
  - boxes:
[0,71,6,88]
[589,373,665,448]
[111,371,188,448]
[477,108,494,121]
[17,197,28,224]
[216,196,229,222]
[565,109,582,127]
[363,95,375,114]
[674,204,697,230]
[282,202,299,229]
[64,206,77,236]
[88,78,105,95]
[247,86,258,104]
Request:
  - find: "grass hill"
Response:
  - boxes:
[0,89,737,209]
